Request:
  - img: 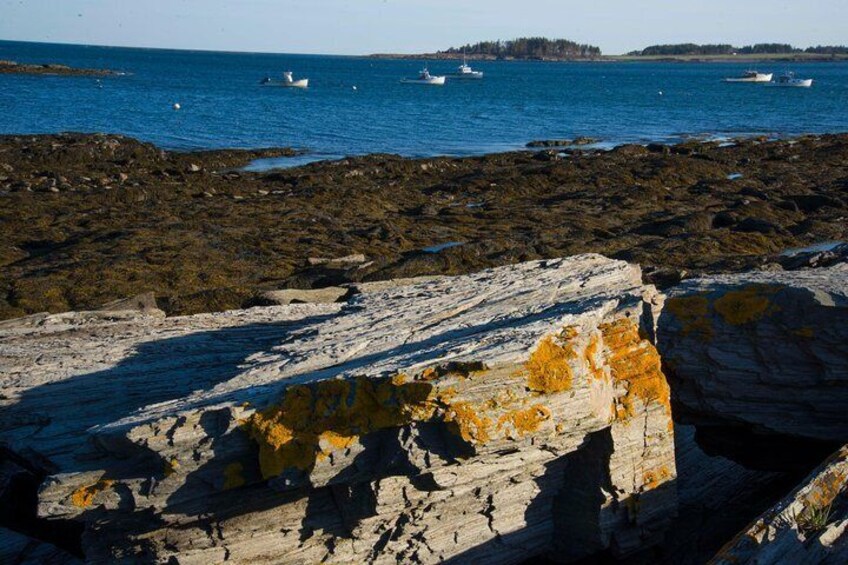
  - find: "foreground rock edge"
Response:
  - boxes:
[1,255,677,563]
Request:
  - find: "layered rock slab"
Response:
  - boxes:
[0,255,676,563]
[713,445,848,564]
[657,264,848,442]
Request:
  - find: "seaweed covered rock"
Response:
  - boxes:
[658,264,848,443]
[0,255,676,563]
[713,445,848,564]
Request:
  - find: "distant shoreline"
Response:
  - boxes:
[0,60,118,76]
[368,52,848,63]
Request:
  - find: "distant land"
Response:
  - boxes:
[370,38,848,62]
[371,37,602,61]
[615,42,848,62]
[0,59,117,76]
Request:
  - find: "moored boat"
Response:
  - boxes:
[260,71,309,88]
[772,72,813,87]
[449,57,483,80]
[724,70,773,83]
[400,67,446,86]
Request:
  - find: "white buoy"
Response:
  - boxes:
[658,91,664,96]
[352,85,357,91]
[173,103,181,110]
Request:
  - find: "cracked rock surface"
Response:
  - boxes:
[714,445,848,564]
[0,255,676,563]
[657,264,848,442]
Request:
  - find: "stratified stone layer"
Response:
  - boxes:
[713,445,848,564]
[0,255,676,563]
[658,264,848,441]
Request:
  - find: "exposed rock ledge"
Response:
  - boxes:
[0,255,676,563]
[714,445,848,564]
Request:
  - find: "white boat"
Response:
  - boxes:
[724,70,773,83]
[772,72,813,87]
[282,71,309,88]
[261,71,309,88]
[400,67,446,86]
[450,57,483,79]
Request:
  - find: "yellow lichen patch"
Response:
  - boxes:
[713,285,781,326]
[164,457,180,478]
[561,325,580,339]
[525,335,577,393]
[70,479,113,508]
[806,468,847,509]
[665,295,713,339]
[793,327,815,339]
[497,404,552,438]
[319,430,358,452]
[391,373,408,386]
[244,376,437,479]
[446,401,491,444]
[600,318,671,421]
[642,465,672,490]
[223,462,246,490]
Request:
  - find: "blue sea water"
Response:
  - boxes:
[2,40,848,165]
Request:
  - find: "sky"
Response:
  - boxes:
[0,0,844,56]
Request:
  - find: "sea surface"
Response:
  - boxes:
[2,40,848,166]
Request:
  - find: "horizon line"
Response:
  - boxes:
[2,37,844,60]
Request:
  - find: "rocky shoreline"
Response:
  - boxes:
[0,132,846,321]
[1,131,847,563]
[0,60,118,77]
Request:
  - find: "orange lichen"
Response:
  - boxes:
[793,327,815,339]
[223,462,246,490]
[600,318,671,421]
[642,465,672,490]
[561,325,580,339]
[319,430,358,451]
[665,295,713,339]
[446,401,491,444]
[164,457,180,478]
[245,376,437,478]
[713,285,780,326]
[806,468,847,509]
[525,335,577,393]
[497,404,552,438]
[70,479,113,508]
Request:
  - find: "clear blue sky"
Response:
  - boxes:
[0,0,844,55]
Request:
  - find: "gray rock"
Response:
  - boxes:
[0,527,81,564]
[1,255,676,563]
[97,292,164,316]
[658,264,848,441]
[714,445,848,564]
[256,286,349,305]
[349,276,445,294]
[306,253,367,267]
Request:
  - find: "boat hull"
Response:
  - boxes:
[400,76,446,85]
[449,72,483,80]
[773,79,813,88]
[724,73,773,83]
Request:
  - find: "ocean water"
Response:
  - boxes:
[2,40,848,165]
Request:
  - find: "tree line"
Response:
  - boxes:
[629,43,848,56]
[441,38,602,59]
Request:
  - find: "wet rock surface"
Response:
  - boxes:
[0,60,117,77]
[1,132,846,321]
[0,256,677,563]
